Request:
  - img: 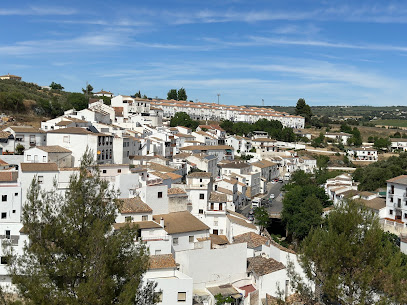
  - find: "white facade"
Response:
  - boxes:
[347,147,378,162]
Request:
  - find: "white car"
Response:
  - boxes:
[270,194,275,199]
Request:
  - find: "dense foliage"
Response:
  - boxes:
[295,98,313,124]
[281,171,331,241]
[220,119,298,142]
[8,152,157,304]
[353,152,407,191]
[170,112,199,129]
[167,88,187,101]
[293,201,407,304]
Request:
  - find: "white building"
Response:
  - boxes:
[385,175,407,231]
[325,132,352,144]
[23,146,72,168]
[94,89,114,98]
[47,127,114,167]
[347,147,378,162]
[2,126,46,152]
[390,138,407,152]
[180,145,234,162]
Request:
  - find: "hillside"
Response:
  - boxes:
[0,79,90,120]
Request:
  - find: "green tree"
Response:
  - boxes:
[15,144,25,155]
[8,151,158,304]
[67,93,88,110]
[82,84,94,96]
[311,133,325,148]
[295,98,312,123]
[254,206,270,231]
[295,201,407,304]
[170,112,198,129]
[373,137,391,151]
[50,82,64,90]
[340,123,353,134]
[177,88,187,101]
[351,127,362,146]
[134,90,141,98]
[316,155,329,170]
[167,89,178,100]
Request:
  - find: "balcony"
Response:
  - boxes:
[0,235,19,246]
[138,235,169,242]
[29,141,36,147]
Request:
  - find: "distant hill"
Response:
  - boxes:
[0,79,91,119]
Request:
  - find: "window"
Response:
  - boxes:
[117,169,122,173]
[0,257,8,265]
[38,176,44,184]
[142,215,148,221]
[199,209,203,214]
[405,213,407,219]
[63,136,70,143]
[189,236,194,243]
[199,193,205,200]
[390,209,393,215]
[27,155,31,161]
[125,216,132,222]
[43,156,47,162]
[102,170,107,174]
[214,185,218,191]
[1,195,6,202]
[200,178,202,182]
[12,210,15,214]
[1,213,6,219]
[158,192,163,198]
[390,197,393,203]
[173,237,179,245]
[14,193,18,196]
[5,231,10,239]
[177,292,186,302]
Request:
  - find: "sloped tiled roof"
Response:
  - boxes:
[118,197,152,214]
[233,232,269,249]
[187,172,212,178]
[36,145,72,153]
[7,126,45,133]
[387,175,407,185]
[113,221,161,230]
[20,163,58,172]
[227,214,256,230]
[247,256,285,276]
[153,211,209,234]
[0,171,18,182]
[167,187,186,195]
[149,254,177,270]
[209,191,227,202]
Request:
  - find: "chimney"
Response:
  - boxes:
[160,217,164,228]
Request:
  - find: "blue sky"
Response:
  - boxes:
[1,0,407,106]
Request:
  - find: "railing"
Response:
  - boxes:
[139,235,169,242]
[0,235,19,246]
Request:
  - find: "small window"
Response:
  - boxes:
[390,209,393,215]
[177,292,186,302]
[117,169,121,173]
[142,215,148,221]
[125,216,132,222]
[1,195,7,202]
[63,136,69,143]
[102,170,107,174]
[390,197,393,203]
[173,237,179,245]
[5,230,10,239]
[0,257,8,265]
[158,192,163,198]
[199,209,203,214]
[189,236,194,243]
[14,193,18,196]
[199,193,204,200]
[38,176,44,184]
[43,156,47,162]
[12,210,15,214]
[1,213,6,219]
[200,178,202,182]
[27,155,31,161]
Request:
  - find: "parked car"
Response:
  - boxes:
[278,179,284,183]
[270,193,275,199]
[248,210,254,222]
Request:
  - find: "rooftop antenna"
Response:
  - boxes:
[217,93,221,105]
[262,99,264,107]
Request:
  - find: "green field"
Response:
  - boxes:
[372,119,407,127]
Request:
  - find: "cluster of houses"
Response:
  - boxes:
[324,172,407,254]
[0,95,318,304]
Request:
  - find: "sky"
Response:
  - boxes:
[1,0,407,106]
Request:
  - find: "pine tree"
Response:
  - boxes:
[177,88,187,101]
[8,151,158,304]
[167,89,178,100]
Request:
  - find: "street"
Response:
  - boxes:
[239,181,285,217]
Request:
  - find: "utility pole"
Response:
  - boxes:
[217,93,220,105]
[262,99,264,107]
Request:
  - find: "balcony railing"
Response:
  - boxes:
[138,235,169,242]
[0,235,19,246]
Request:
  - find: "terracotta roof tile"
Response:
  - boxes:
[233,232,269,249]
[167,187,186,195]
[149,254,177,270]
[118,196,152,214]
[247,256,285,276]
[36,145,72,153]
[153,211,209,234]
[20,163,58,172]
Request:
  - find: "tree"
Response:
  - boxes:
[82,84,94,96]
[167,89,178,100]
[340,123,353,134]
[311,133,325,148]
[177,88,187,101]
[134,91,141,98]
[15,144,25,155]
[67,93,88,110]
[49,82,64,90]
[170,112,198,129]
[295,98,312,123]
[373,137,391,151]
[295,201,407,304]
[8,151,158,304]
[254,206,270,231]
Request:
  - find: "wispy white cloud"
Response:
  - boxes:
[0,6,76,16]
